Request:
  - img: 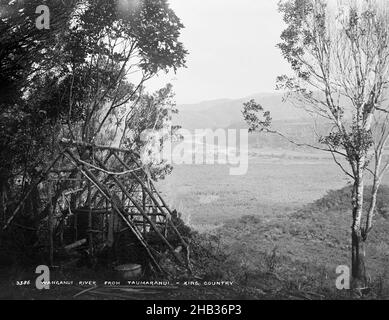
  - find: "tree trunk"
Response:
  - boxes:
[351,171,368,290]
[351,228,367,289]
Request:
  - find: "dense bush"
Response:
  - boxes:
[312,185,389,214]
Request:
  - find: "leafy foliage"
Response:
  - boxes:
[242,99,272,133]
[0,0,187,177]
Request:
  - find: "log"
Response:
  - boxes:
[64,239,87,251]
[60,139,139,157]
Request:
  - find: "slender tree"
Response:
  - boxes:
[244,0,389,291]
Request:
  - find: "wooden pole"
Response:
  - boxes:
[1,186,6,227]
[63,151,164,274]
[142,186,147,236]
[103,198,108,243]
[95,157,185,268]
[114,153,192,272]
[60,139,139,156]
[48,182,54,267]
[88,181,93,256]
[74,204,78,242]
[114,154,189,249]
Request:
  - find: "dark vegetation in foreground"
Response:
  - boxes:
[1,185,389,300]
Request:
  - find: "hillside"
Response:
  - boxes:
[174,92,336,150]
[174,92,308,130]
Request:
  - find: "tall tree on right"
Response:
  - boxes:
[246,0,389,291]
[278,0,389,291]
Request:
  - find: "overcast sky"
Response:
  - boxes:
[147,0,291,104]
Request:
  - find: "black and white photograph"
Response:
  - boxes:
[1,0,389,303]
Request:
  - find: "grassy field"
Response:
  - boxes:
[156,151,389,298]
[158,154,347,227]
[158,152,389,228]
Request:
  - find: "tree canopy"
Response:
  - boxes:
[0,0,187,184]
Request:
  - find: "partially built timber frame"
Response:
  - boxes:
[2,139,191,275]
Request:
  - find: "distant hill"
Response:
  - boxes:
[174,92,308,130]
[174,92,330,149]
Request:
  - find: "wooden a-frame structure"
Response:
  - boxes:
[3,139,191,275]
